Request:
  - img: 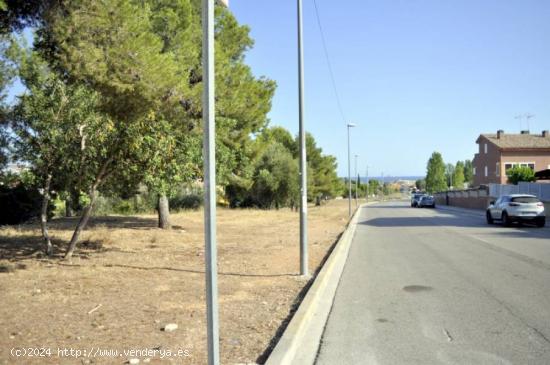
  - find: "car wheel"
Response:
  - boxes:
[536,217,546,228]
[502,211,511,227]
[486,210,494,224]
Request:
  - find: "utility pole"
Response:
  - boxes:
[347,123,356,216]
[297,0,307,276]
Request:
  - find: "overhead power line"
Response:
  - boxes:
[312,0,347,124]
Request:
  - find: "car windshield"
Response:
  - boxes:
[511,196,540,203]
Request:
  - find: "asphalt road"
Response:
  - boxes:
[315,201,550,365]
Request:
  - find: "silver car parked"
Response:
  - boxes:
[418,195,435,208]
[486,194,546,227]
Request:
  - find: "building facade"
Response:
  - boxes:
[472,130,550,186]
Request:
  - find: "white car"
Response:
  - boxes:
[486,194,546,227]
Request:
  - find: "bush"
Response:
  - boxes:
[0,182,47,225]
[169,185,203,211]
[91,187,204,215]
[507,166,536,185]
[93,192,157,216]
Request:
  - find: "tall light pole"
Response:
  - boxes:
[297,0,308,277]
[365,165,370,202]
[202,1,227,364]
[381,171,384,200]
[347,123,356,216]
[354,154,358,206]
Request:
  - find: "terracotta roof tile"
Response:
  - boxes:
[481,133,550,149]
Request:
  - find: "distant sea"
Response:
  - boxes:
[341,176,424,183]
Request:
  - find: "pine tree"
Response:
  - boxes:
[425,152,447,193]
[453,161,465,189]
[463,160,474,185]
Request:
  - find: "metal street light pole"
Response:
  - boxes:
[202,1,227,364]
[354,154,358,206]
[297,0,308,276]
[365,165,370,202]
[347,123,356,216]
[381,171,384,200]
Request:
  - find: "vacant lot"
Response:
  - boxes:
[0,199,352,364]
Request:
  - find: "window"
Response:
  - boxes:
[484,143,488,154]
[484,166,488,177]
[496,163,500,176]
[473,167,476,175]
[512,196,540,203]
[504,162,534,175]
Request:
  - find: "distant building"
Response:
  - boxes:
[472,130,550,186]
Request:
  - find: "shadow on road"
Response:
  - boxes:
[359,206,550,239]
[360,216,482,228]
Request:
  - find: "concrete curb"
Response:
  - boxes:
[264,203,366,365]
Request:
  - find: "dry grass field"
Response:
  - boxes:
[0,199,353,364]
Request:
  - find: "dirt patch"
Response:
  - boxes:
[0,199,351,364]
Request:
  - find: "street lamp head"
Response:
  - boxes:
[217,0,229,7]
[347,123,356,128]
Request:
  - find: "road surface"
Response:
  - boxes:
[316,201,550,365]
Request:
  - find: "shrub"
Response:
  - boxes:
[507,166,536,185]
[170,193,203,210]
[0,183,45,225]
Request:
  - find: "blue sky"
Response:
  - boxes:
[7,1,550,177]
[229,0,550,177]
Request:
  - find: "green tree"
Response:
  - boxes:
[0,35,16,170]
[257,126,296,154]
[33,0,275,254]
[33,0,187,257]
[368,179,380,196]
[415,178,426,191]
[11,50,109,256]
[303,133,340,203]
[425,152,447,193]
[453,161,465,189]
[507,166,536,185]
[445,163,455,189]
[251,143,299,209]
[143,0,275,226]
[463,159,474,185]
[0,0,48,34]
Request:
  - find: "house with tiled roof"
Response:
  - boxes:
[472,130,550,186]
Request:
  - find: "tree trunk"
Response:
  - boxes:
[64,156,113,260]
[65,197,74,217]
[158,194,171,229]
[64,187,98,259]
[41,174,53,256]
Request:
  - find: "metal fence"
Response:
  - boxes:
[489,183,550,201]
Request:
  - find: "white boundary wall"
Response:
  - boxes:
[489,183,550,201]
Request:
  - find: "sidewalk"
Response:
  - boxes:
[264,204,367,365]
[435,204,484,217]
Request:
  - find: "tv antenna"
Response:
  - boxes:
[525,113,535,131]
[514,114,523,130]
